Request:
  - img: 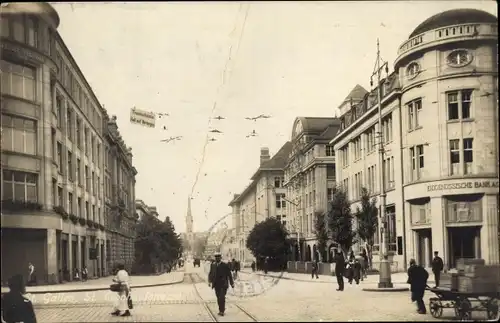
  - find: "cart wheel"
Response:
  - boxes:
[486,299,499,320]
[456,298,472,321]
[430,299,443,318]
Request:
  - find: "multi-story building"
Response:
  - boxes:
[331,8,499,271]
[283,117,341,262]
[103,114,137,273]
[1,2,109,283]
[229,143,292,264]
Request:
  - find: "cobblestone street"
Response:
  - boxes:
[30,266,462,322]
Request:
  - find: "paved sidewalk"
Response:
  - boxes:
[241,270,435,286]
[1,271,184,294]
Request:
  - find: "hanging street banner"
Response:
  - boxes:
[130,107,156,128]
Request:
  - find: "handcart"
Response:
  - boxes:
[428,287,499,321]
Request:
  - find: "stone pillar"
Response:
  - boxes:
[97,239,102,277]
[42,65,54,210]
[474,235,481,259]
[430,197,447,268]
[424,237,431,268]
[68,233,73,281]
[46,229,58,284]
[77,235,82,271]
[412,230,418,264]
[480,194,499,265]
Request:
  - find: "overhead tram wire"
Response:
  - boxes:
[189,3,251,197]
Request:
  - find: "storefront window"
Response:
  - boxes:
[26,17,37,47]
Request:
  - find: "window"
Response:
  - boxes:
[449,139,460,175]
[58,186,63,207]
[327,188,334,201]
[76,118,81,147]
[448,90,473,120]
[447,49,472,67]
[26,17,37,47]
[1,16,9,38]
[386,206,397,251]
[85,201,89,219]
[340,146,349,167]
[406,62,420,79]
[407,99,422,130]
[91,171,95,193]
[463,138,473,175]
[56,142,63,171]
[67,151,73,181]
[84,128,89,155]
[56,95,63,128]
[274,176,283,188]
[2,170,37,202]
[409,145,425,180]
[382,114,393,143]
[85,166,90,191]
[1,115,36,155]
[326,145,334,157]
[77,197,82,217]
[91,136,95,162]
[352,137,362,160]
[92,205,96,221]
[68,192,73,213]
[365,127,376,153]
[76,158,81,184]
[1,60,36,101]
[326,165,335,180]
[12,18,24,43]
[97,144,101,165]
[66,109,73,140]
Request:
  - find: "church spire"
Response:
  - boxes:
[186,196,193,234]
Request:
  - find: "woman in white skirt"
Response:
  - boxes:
[111,264,131,317]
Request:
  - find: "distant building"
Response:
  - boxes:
[331,9,499,270]
[229,143,292,264]
[283,117,341,262]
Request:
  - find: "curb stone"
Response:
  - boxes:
[1,273,185,295]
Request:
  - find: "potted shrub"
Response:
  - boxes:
[86,219,93,227]
[78,218,86,226]
[99,224,105,231]
[93,222,99,229]
[2,199,42,213]
[69,214,78,224]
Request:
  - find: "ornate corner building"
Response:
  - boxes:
[0,3,137,284]
[331,9,498,271]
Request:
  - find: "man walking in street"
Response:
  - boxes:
[208,252,234,317]
[407,259,429,314]
[431,251,444,288]
[311,260,319,279]
[333,249,345,291]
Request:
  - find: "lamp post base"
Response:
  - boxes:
[377,258,393,288]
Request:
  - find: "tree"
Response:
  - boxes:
[326,186,357,257]
[134,214,182,273]
[246,217,289,259]
[191,236,207,257]
[355,187,378,269]
[313,212,328,262]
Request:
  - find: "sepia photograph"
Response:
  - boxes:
[0,1,498,322]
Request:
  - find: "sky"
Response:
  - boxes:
[51,1,497,233]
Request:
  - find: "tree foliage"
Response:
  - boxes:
[191,236,207,257]
[313,212,328,262]
[134,214,182,272]
[355,187,378,268]
[246,217,289,259]
[326,186,357,256]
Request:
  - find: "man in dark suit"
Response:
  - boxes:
[333,249,345,291]
[431,251,444,288]
[407,259,429,314]
[208,252,234,316]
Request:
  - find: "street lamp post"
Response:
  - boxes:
[370,39,393,289]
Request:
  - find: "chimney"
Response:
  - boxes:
[260,147,270,165]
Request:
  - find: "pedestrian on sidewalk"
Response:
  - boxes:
[311,260,319,279]
[251,261,256,272]
[361,248,369,278]
[333,249,345,291]
[407,259,429,315]
[82,267,88,282]
[27,262,35,286]
[1,274,37,323]
[110,264,131,317]
[263,257,269,274]
[208,252,234,317]
[431,251,443,288]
